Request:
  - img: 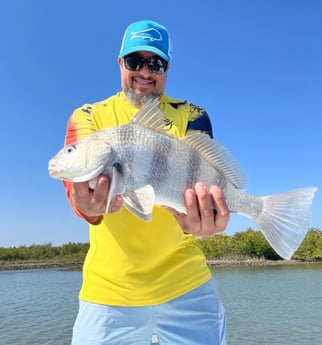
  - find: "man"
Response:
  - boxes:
[64,20,229,345]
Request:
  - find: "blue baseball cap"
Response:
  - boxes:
[119,20,172,62]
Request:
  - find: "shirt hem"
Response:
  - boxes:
[79,272,212,307]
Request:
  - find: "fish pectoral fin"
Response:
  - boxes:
[105,163,125,213]
[123,185,155,222]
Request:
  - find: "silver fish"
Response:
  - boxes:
[48,99,318,260]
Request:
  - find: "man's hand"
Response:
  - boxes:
[71,174,123,217]
[165,182,229,237]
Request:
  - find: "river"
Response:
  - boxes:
[0,263,321,344]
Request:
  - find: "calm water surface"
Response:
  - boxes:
[0,270,81,345]
[1,264,321,345]
[214,263,322,345]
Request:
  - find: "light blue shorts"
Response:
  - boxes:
[71,278,226,345]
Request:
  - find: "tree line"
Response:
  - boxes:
[0,228,321,263]
[0,242,89,262]
[199,228,322,261]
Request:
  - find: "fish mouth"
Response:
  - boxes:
[48,162,66,179]
[48,165,61,178]
[48,164,107,182]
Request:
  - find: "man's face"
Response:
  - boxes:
[118,51,169,103]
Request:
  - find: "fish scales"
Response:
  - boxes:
[123,125,217,211]
[185,150,203,191]
[112,124,212,211]
[114,124,173,191]
[155,142,204,210]
[146,130,172,190]
[48,99,318,260]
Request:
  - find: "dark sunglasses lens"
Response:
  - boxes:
[124,54,168,74]
[148,57,167,74]
[124,55,142,71]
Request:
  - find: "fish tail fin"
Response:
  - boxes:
[253,187,318,260]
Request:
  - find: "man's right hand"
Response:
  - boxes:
[71,174,124,218]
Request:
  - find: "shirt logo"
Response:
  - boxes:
[81,106,92,115]
[130,28,162,42]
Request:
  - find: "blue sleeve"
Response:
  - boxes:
[186,111,214,138]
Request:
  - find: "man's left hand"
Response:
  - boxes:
[165,182,229,236]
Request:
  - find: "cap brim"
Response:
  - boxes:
[119,46,170,62]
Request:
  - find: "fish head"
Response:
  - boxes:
[48,134,115,182]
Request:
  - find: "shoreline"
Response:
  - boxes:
[0,261,83,271]
[206,259,317,268]
[1,259,321,271]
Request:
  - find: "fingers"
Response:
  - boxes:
[169,183,229,237]
[72,175,123,217]
[183,188,202,232]
[209,185,230,233]
[194,183,229,236]
[107,195,124,213]
[73,181,91,199]
[91,175,110,206]
[194,183,218,234]
[183,183,215,236]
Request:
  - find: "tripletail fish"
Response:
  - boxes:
[48,100,318,259]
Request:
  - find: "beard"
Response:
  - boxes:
[125,89,160,107]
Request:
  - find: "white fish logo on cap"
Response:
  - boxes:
[130,28,162,42]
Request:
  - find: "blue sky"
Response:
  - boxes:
[1,0,321,247]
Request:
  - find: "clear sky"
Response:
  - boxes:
[1,0,321,247]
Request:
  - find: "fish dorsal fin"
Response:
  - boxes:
[131,99,166,133]
[131,99,246,189]
[180,132,247,189]
[123,185,155,222]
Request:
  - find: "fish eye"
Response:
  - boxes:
[65,144,76,154]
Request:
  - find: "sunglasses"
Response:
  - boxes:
[123,53,168,74]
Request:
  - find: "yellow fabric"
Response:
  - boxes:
[66,91,212,306]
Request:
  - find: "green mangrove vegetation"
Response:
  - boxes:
[199,228,322,261]
[0,228,321,269]
[0,242,89,270]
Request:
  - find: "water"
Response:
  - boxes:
[0,264,321,345]
[0,270,81,345]
[214,263,322,344]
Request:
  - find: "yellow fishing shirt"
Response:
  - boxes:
[64,91,213,306]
